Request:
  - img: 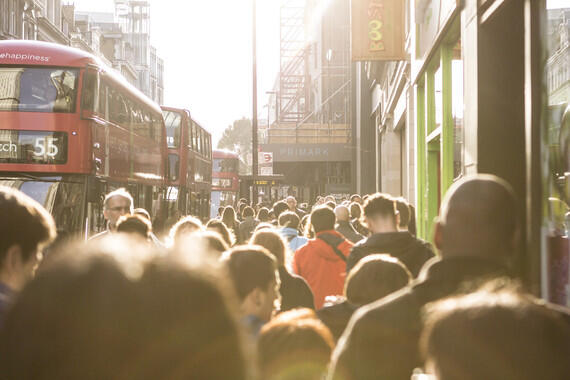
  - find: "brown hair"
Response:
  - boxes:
[206,219,234,247]
[0,187,56,261]
[394,197,410,228]
[310,206,335,233]
[250,229,287,266]
[345,254,411,305]
[421,284,570,380]
[222,245,277,300]
[362,193,397,221]
[278,211,300,230]
[258,308,334,380]
[170,215,202,243]
[116,214,152,240]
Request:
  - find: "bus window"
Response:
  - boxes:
[168,154,179,181]
[81,69,98,114]
[163,110,181,148]
[99,81,107,119]
[0,67,78,113]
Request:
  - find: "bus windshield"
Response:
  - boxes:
[163,110,181,148]
[0,67,79,113]
[213,158,238,173]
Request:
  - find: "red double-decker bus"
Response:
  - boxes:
[0,40,167,238]
[211,149,239,218]
[162,106,212,223]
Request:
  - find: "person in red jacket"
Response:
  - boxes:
[292,206,353,309]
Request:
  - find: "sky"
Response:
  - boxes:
[71,0,281,145]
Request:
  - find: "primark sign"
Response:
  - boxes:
[261,144,352,162]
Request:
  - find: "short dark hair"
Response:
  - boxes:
[223,246,277,300]
[421,284,570,380]
[350,194,361,202]
[0,187,56,262]
[345,254,411,305]
[362,193,397,221]
[272,201,289,218]
[278,211,300,230]
[394,198,410,228]
[257,207,270,222]
[251,229,286,266]
[242,206,254,218]
[116,214,152,239]
[258,308,334,380]
[310,206,335,233]
[349,202,362,219]
[0,238,249,380]
[133,208,151,221]
[325,201,336,209]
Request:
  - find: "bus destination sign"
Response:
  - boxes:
[0,131,67,164]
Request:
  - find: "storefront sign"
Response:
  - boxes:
[351,0,406,61]
[261,143,352,162]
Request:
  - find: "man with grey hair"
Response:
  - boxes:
[90,188,134,240]
[286,195,306,218]
[328,174,520,380]
[334,205,364,244]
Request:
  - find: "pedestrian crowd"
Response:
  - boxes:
[0,174,569,380]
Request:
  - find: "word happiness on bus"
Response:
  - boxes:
[0,52,51,62]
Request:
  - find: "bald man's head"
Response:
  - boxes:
[436,174,518,259]
[334,205,350,222]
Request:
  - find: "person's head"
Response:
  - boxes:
[272,201,289,219]
[325,201,336,210]
[257,308,334,380]
[206,219,234,247]
[242,206,255,219]
[0,237,250,380]
[434,174,518,259]
[310,206,336,234]
[349,202,362,220]
[103,188,134,231]
[169,215,203,245]
[257,207,270,222]
[116,214,152,241]
[0,187,56,291]
[221,206,238,228]
[345,254,411,305]
[334,205,350,223]
[421,283,570,380]
[250,229,287,267]
[324,195,335,204]
[278,211,301,230]
[362,193,398,234]
[222,246,280,322]
[350,194,362,204]
[133,207,151,221]
[286,196,297,211]
[394,197,410,230]
[300,214,313,238]
[254,222,275,233]
[315,196,324,205]
[217,206,224,217]
[238,203,247,217]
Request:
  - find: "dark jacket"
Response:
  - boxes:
[238,217,258,244]
[336,221,364,244]
[278,266,315,311]
[328,256,511,380]
[347,231,435,277]
[317,300,358,342]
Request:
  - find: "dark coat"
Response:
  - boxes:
[238,217,258,244]
[347,231,435,277]
[335,221,364,244]
[317,300,358,342]
[328,256,511,380]
[278,266,315,311]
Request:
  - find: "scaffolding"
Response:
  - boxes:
[279,0,309,124]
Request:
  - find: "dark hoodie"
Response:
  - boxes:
[347,231,435,277]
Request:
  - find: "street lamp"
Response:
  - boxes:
[252,0,259,205]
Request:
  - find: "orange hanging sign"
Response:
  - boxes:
[351,0,406,61]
